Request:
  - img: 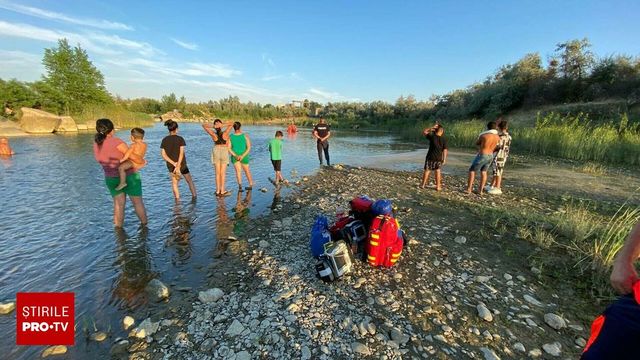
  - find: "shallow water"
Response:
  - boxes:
[0,123,417,359]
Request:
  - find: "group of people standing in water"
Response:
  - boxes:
[92,117,333,228]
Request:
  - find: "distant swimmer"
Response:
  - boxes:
[287,122,297,134]
[0,137,15,155]
[115,128,147,191]
[313,118,331,166]
[466,121,500,195]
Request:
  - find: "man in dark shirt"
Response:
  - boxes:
[313,118,331,166]
[420,123,448,191]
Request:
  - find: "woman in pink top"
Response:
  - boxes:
[93,118,148,228]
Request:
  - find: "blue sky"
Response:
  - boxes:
[0,0,639,104]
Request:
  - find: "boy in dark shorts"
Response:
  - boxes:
[160,120,197,200]
[420,123,448,191]
[268,130,286,185]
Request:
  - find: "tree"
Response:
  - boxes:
[555,38,594,80]
[161,93,178,112]
[42,39,111,114]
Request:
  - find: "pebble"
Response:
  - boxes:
[123,316,135,330]
[110,339,129,356]
[260,187,268,192]
[41,345,67,358]
[301,345,311,359]
[259,240,270,248]
[352,342,371,355]
[0,301,15,315]
[544,313,566,330]
[480,347,501,360]
[542,342,562,357]
[225,319,245,337]
[477,303,493,322]
[513,342,526,352]
[528,348,542,358]
[91,331,107,342]
[523,294,543,307]
[236,350,251,360]
[198,288,224,303]
[503,273,512,281]
[454,236,467,244]
[575,337,587,347]
[130,318,159,339]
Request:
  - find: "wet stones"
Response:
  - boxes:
[91,331,107,342]
[130,318,159,339]
[145,279,170,302]
[0,301,15,315]
[41,345,67,358]
[123,316,135,330]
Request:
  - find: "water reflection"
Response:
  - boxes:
[165,203,195,264]
[0,154,12,169]
[232,189,252,237]
[111,227,155,309]
[271,188,282,210]
[214,196,234,258]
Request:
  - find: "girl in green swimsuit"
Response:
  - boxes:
[229,122,254,191]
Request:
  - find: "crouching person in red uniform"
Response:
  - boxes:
[582,221,640,359]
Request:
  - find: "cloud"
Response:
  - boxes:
[261,74,283,81]
[170,37,198,51]
[305,87,359,102]
[0,50,43,80]
[0,21,159,56]
[0,1,133,30]
[106,57,241,79]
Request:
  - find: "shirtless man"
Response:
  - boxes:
[0,137,14,155]
[466,122,500,194]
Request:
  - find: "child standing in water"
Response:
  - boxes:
[116,128,147,191]
[268,131,286,185]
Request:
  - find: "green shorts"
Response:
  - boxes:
[105,173,142,197]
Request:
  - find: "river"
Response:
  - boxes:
[0,123,418,359]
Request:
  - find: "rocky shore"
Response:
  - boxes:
[110,166,593,360]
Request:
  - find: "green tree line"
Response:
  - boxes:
[118,94,315,121]
[317,38,640,127]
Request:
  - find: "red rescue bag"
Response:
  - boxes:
[366,215,403,267]
[329,214,355,241]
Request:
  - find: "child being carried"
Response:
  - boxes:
[115,128,147,191]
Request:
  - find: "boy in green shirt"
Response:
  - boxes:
[268,131,286,185]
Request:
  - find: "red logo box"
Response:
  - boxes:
[16,292,74,345]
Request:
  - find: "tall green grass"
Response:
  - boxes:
[400,112,640,166]
[74,104,154,129]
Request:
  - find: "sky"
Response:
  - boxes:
[0,0,639,104]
